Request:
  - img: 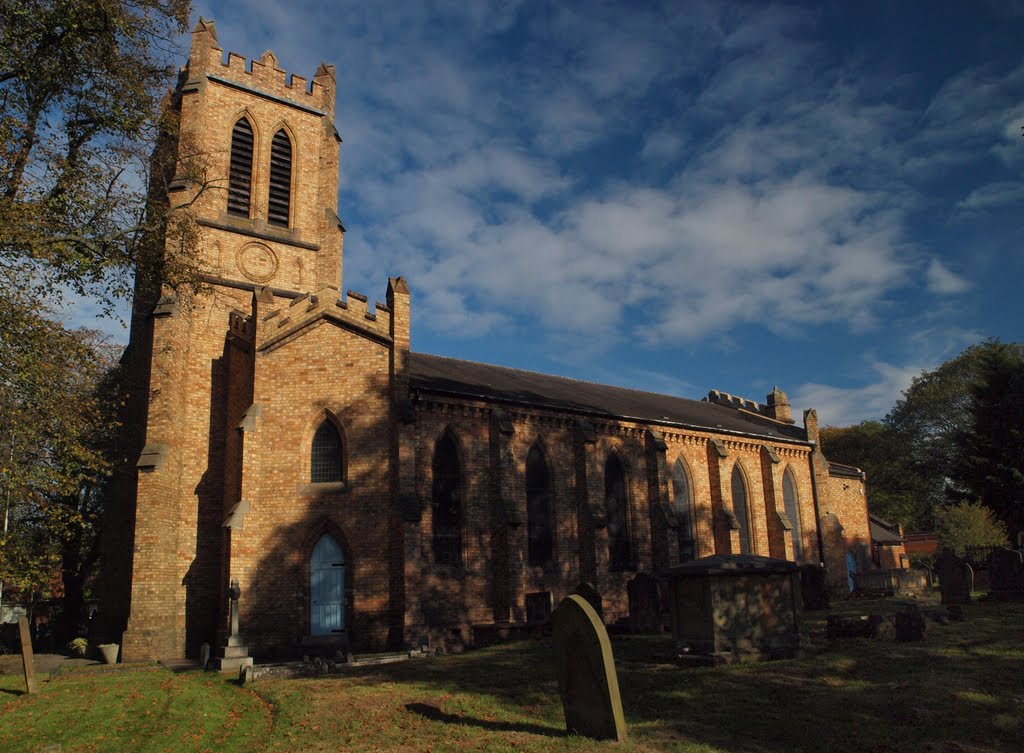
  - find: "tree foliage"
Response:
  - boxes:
[934,501,1008,556]
[948,342,1024,536]
[822,341,1024,534]
[0,0,197,308]
[0,0,201,627]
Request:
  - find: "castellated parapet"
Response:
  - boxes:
[186,18,336,115]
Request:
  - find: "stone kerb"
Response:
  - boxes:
[552,594,627,742]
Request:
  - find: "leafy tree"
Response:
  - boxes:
[934,501,1008,556]
[820,421,930,530]
[822,342,1024,533]
[948,342,1024,536]
[0,0,210,631]
[0,299,120,635]
[0,0,200,309]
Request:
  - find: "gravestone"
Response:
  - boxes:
[525,591,554,625]
[572,582,603,620]
[199,642,211,670]
[935,549,973,604]
[239,663,254,684]
[799,564,829,610]
[894,607,926,642]
[627,573,661,633]
[213,578,254,673]
[18,616,37,694]
[987,547,1024,601]
[552,594,626,742]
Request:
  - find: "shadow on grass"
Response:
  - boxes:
[339,599,1024,753]
[405,702,567,737]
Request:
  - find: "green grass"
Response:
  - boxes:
[2,598,1023,752]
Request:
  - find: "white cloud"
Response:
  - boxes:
[956,181,1024,211]
[792,361,922,427]
[925,259,972,294]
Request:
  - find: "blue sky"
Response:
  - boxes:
[76,1,1024,426]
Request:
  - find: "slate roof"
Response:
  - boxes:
[408,353,809,443]
[828,461,866,479]
[869,514,904,545]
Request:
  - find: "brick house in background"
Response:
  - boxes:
[99,20,873,662]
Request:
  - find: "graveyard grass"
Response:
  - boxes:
[2,598,1023,753]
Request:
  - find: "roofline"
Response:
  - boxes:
[411,385,814,447]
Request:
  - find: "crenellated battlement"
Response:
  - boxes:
[703,386,796,424]
[186,17,336,114]
[704,389,764,413]
[258,285,392,352]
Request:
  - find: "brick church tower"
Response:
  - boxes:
[105,19,410,660]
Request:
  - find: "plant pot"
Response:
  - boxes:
[98,643,119,664]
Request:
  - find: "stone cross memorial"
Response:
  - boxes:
[552,594,626,742]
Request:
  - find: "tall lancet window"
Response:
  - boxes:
[731,464,752,554]
[227,117,254,217]
[432,433,463,566]
[782,468,803,560]
[605,453,632,571]
[268,129,292,226]
[310,421,343,483]
[673,459,697,563]
[526,444,554,568]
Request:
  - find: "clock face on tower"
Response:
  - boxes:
[237,242,279,283]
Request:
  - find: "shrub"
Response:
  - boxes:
[68,638,88,657]
[934,500,1008,556]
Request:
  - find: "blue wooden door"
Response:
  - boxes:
[846,551,857,592]
[311,534,344,636]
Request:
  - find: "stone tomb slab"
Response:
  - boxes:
[552,594,626,742]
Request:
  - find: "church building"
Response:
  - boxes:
[101,20,872,661]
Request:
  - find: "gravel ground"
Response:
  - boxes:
[0,652,101,677]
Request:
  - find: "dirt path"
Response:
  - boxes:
[0,652,101,677]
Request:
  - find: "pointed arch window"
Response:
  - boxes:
[605,453,632,572]
[311,421,343,483]
[432,433,463,566]
[526,444,554,569]
[268,129,292,227]
[731,464,752,554]
[782,468,803,560]
[673,459,697,563]
[227,117,254,217]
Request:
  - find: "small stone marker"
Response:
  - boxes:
[894,607,926,642]
[626,573,661,633]
[552,594,626,742]
[936,549,973,604]
[199,642,211,670]
[239,663,254,684]
[987,547,1024,600]
[18,616,37,694]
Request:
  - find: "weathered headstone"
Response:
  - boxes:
[552,594,626,742]
[935,549,973,604]
[18,616,37,694]
[799,564,829,610]
[987,547,1024,601]
[239,663,254,684]
[626,573,661,633]
[199,642,211,670]
[571,582,603,620]
[525,591,553,625]
[894,607,926,642]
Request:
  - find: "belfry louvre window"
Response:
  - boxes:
[227,118,254,217]
[311,422,343,483]
[268,130,292,226]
